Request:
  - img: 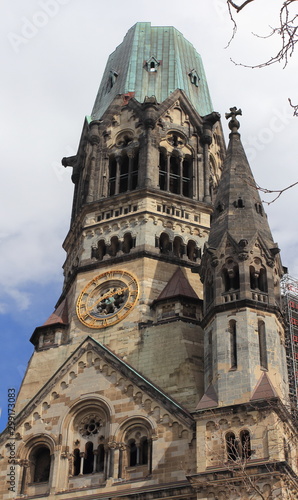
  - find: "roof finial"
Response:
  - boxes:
[225,106,242,133]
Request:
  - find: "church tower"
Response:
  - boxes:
[189,109,298,498]
[1,23,297,500]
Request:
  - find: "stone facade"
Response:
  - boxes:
[0,23,297,500]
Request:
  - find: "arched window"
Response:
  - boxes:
[97,443,105,472]
[250,263,267,293]
[240,430,251,459]
[173,236,184,258]
[159,233,171,254]
[182,155,191,197]
[126,430,150,467]
[169,155,180,194]
[187,240,198,262]
[109,156,117,196]
[226,432,238,461]
[128,439,138,466]
[159,148,192,198]
[222,263,239,292]
[122,233,134,254]
[229,320,237,370]
[258,320,268,370]
[117,421,153,480]
[83,442,94,475]
[109,236,120,257]
[73,448,81,476]
[97,240,106,261]
[159,149,167,191]
[119,154,129,193]
[139,437,149,465]
[108,148,139,196]
[71,405,109,479]
[258,268,267,292]
[131,151,139,190]
[30,446,51,483]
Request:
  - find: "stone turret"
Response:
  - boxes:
[199,108,288,407]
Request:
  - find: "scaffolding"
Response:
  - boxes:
[281,274,298,408]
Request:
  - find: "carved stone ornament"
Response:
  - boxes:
[77,413,104,437]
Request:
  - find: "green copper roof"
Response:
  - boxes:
[91,22,213,120]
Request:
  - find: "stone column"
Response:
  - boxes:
[127,151,134,191]
[79,452,84,475]
[202,140,211,203]
[166,153,170,191]
[179,154,184,195]
[115,154,121,195]
[93,450,98,473]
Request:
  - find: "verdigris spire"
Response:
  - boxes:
[91,22,213,120]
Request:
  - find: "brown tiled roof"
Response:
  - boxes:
[43,298,68,326]
[196,384,218,410]
[156,267,199,301]
[250,372,277,401]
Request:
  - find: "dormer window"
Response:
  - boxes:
[189,69,200,87]
[106,70,118,93]
[146,56,159,73]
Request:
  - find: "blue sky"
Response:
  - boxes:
[1,0,298,432]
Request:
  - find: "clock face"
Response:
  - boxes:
[76,270,139,329]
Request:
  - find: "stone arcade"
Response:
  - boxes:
[1,22,297,500]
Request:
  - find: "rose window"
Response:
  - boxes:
[78,414,103,437]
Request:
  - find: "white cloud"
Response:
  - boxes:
[0,0,297,301]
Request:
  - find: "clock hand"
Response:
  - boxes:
[87,286,129,312]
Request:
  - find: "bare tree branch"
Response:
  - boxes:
[256,180,298,204]
[289,97,298,116]
[227,0,256,13]
[228,0,298,69]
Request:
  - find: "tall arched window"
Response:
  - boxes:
[119,154,129,193]
[222,262,240,292]
[128,439,138,466]
[258,320,268,370]
[83,442,94,475]
[109,156,117,196]
[29,446,51,483]
[159,148,192,198]
[250,262,267,293]
[226,432,238,461]
[97,444,105,472]
[131,151,139,190]
[73,448,81,476]
[229,320,237,370]
[240,430,251,459]
[108,148,139,196]
[140,437,149,465]
[182,155,191,197]
[169,155,180,194]
[159,149,167,191]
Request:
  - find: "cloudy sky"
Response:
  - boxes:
[1,0,298,431]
